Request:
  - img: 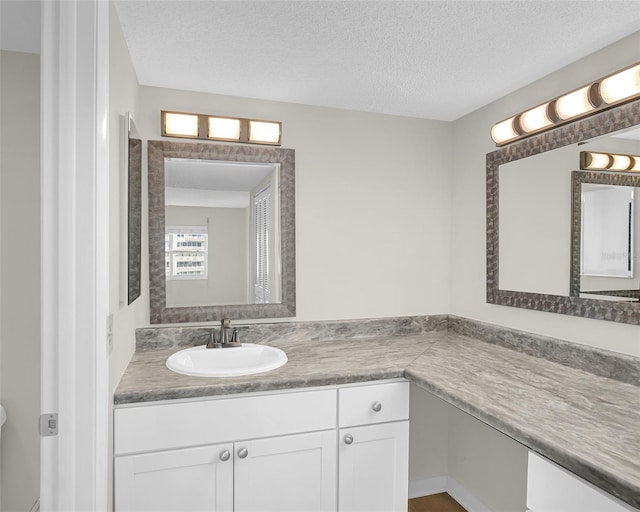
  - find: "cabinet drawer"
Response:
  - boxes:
[339,381,409,427]
[115,389,337,455]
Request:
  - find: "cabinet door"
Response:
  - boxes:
[114,443,234,512]
[234,430,337,512]
[338,421,409,512]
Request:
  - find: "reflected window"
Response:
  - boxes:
[165,226,208,279]
[253,185,271,303]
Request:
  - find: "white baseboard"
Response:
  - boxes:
[409,476,492,512]
[409,476,447,499]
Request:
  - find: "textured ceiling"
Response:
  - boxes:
[115,1,640,121]
[2,2,638,121]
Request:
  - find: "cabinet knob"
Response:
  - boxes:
[237,447,249,459]
[371,401,382,412]
[344,434,354,445]
[219,450,230,462]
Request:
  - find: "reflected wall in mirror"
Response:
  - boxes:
[164,159,281,307]
[125,112,142,305]
[487,99,640,325]
[148,140,295,324]
[570,171,640,302]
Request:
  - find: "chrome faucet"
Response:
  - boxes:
[220,318,231,344]
[206,318,241,349]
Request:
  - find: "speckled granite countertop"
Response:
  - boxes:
[114,331,640,508]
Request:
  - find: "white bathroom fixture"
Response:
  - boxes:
[166,343,287,377]
[161,110,282,146]
[491,62,640,145]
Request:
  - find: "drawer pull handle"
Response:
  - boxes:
[237,447,249,459]
[219,450,230,462]
[371,401,382,412]
[344,434,354,445]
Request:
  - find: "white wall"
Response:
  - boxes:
[108,3,145,510]
[0,49,41,512]
[451,31,640,357]
[137,84,454,323]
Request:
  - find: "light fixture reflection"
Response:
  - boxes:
[610,154,632,171]
[581,151,639,172]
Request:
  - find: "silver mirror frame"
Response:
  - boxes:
[570,170,640,300]
[486,100,640,325]
[148,140,296,324]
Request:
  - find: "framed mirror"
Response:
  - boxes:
[486,99,640,325]
[148,140,296,324]
[124,112,142,305]
[570,170,640,302]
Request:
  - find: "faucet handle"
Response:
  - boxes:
[230,328,238,343]
[206,327,219,349]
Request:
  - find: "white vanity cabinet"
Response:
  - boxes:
[234,430,337,512]
[114,380,409,512]
[115,443,234,511]
[527,451,636,512]
[338,382,410,512]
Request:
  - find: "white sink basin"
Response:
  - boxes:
[166,343,288,377]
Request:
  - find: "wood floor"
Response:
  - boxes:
[408,493,467,512]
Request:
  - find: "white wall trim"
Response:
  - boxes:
[40,0,110,510]
[410,476,493,512]
[408,476,447,499]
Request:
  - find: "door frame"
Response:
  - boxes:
[40,0,110,509]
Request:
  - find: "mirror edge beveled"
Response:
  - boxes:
[570,170,640,299]
[148,140,296,324]
[486,99,640,325]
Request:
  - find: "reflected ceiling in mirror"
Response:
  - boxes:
[148,140,296,324]
[487,99,640,325]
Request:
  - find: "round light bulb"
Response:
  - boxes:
[600,64,640,104]
[610,154,632,171]
[555,86,595,120]
[585,152,611,170]
[630,157,640,172]
[490,117,518,144]
[519,103,553,133]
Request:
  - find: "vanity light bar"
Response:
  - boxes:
[161,110,282,146]
[580,151,640,172]
[491,62,640,146]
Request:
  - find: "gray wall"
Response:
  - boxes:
[451,31,640,356]
[0,49,41,512]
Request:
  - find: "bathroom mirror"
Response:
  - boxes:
[570,170,640,302]
[125,113,142,305]
[148,140,296,324]
[487,99,640,325]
